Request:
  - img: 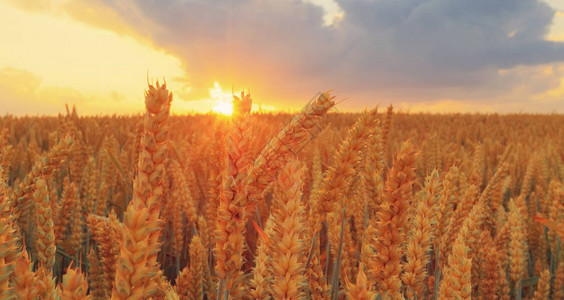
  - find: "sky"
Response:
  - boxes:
[1,0,564,115]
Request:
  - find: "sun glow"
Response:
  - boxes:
[210,82,235,116]
[212,100,234,116]
[208,82,278,116]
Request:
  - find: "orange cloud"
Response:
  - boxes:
[0,1,197,115]
[0,67,85,115]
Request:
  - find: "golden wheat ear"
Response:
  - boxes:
[0,213,20,299]
[112,80,172,299]
[33,178,56,270]
[12,247,39,299]
[60,262,91,300]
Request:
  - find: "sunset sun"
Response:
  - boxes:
[212,100,233,116]
[210,82,234,116]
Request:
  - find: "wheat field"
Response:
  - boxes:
[0,81,563,299]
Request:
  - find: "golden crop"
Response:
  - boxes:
[0,81,562,299]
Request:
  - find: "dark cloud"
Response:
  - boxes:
[99,0,564,110]
[335,0,564,86]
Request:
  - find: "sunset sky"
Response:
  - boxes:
[2,0,564,115]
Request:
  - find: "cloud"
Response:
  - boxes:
[89,0,564,112]
[338,0,564,72]
[0,67,149,115]
[5,0,564,113]
[93,0,345,108]
[0,67,82,115]
[0,1,197,114]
